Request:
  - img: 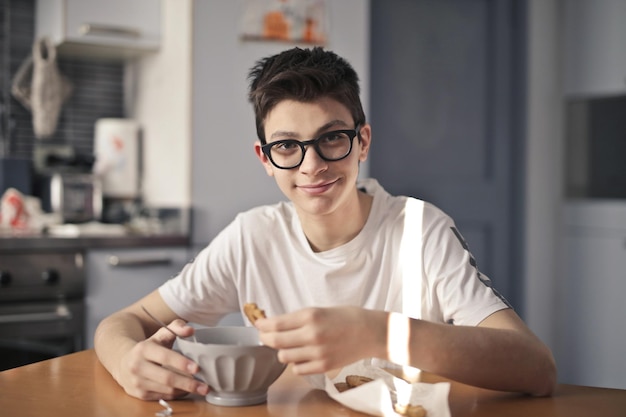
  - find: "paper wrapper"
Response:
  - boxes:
[305,360,450,417]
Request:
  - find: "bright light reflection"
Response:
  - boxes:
[386,199,424,382]
[387,312,411,366]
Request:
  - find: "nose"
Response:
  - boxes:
[299,144,327,174]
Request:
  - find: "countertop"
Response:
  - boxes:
[2,350,626,417]
[0,232,189,251]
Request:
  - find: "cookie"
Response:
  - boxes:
[345,375,374,388]
[334,382,352,392]
[243,303,266,324]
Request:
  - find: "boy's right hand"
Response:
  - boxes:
[116,319,210,401]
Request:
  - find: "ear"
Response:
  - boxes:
[254,141,275,177]
[356,124,372,162]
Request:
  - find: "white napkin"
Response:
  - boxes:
[305,360,450,417]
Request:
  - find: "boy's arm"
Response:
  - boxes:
[256,306,556,396]
[398,308,557,396]
[94,289,209,400]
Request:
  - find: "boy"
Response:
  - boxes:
[94,47,556,400]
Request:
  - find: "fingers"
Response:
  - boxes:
[146,334,199,373]
[257,309,333,371]
[256,308,318,347]
[126,357,208,400]
[168,319,197,338]
[256,307,381,375]
[121,338,209,400]
[258,307,348,349]
[123,360,200,400]
[150,320,196,347]
[255,308,309,331]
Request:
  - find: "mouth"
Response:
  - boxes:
[298,179,339,195]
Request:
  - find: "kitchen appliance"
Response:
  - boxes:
[0,250,85,370]
[50,172,102,223]
[94,118,141,199]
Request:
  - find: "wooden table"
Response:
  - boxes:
[1,350,626,417]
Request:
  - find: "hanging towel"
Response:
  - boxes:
[11,37,73,139]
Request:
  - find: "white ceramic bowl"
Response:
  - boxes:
[176,327,287,406]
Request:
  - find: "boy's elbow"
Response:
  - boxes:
[532,353,558,397]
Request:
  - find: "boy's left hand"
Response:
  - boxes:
[255,306,387,374]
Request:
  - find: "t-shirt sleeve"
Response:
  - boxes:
[422,203,512,326]
[159,217,243,325]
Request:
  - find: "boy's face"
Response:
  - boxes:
[254,97,371,219]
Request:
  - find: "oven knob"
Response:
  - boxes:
[41,269,60,285]
[0,271,11,287]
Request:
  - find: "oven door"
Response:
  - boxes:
[0,299,85,371]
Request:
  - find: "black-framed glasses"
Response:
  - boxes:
[261,126,360,170]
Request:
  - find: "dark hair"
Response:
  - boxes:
[248,47,366,143]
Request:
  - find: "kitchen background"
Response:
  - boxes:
[0,2,124,159]
[0,0,625,391]
[0,0,126,219]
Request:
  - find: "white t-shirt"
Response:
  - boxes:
[160,178,510,327]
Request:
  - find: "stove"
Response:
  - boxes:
[0,250,86,370]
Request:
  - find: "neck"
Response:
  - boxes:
[298,190,373,252]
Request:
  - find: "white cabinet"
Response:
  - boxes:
[35,0,161,59]
[559,201,626,389]
[563,0,626,97]
[85,246,189,348]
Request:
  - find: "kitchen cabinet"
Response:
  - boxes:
[85,246,189,348]
[563,0,626,97]
[35,0,161,59]
[558,201,626,389]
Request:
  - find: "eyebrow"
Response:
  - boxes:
[268,119,350,140]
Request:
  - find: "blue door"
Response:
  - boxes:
[369,0,525,308]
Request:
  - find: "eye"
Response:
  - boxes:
[273,140,300,153]
[320,131,348,145]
